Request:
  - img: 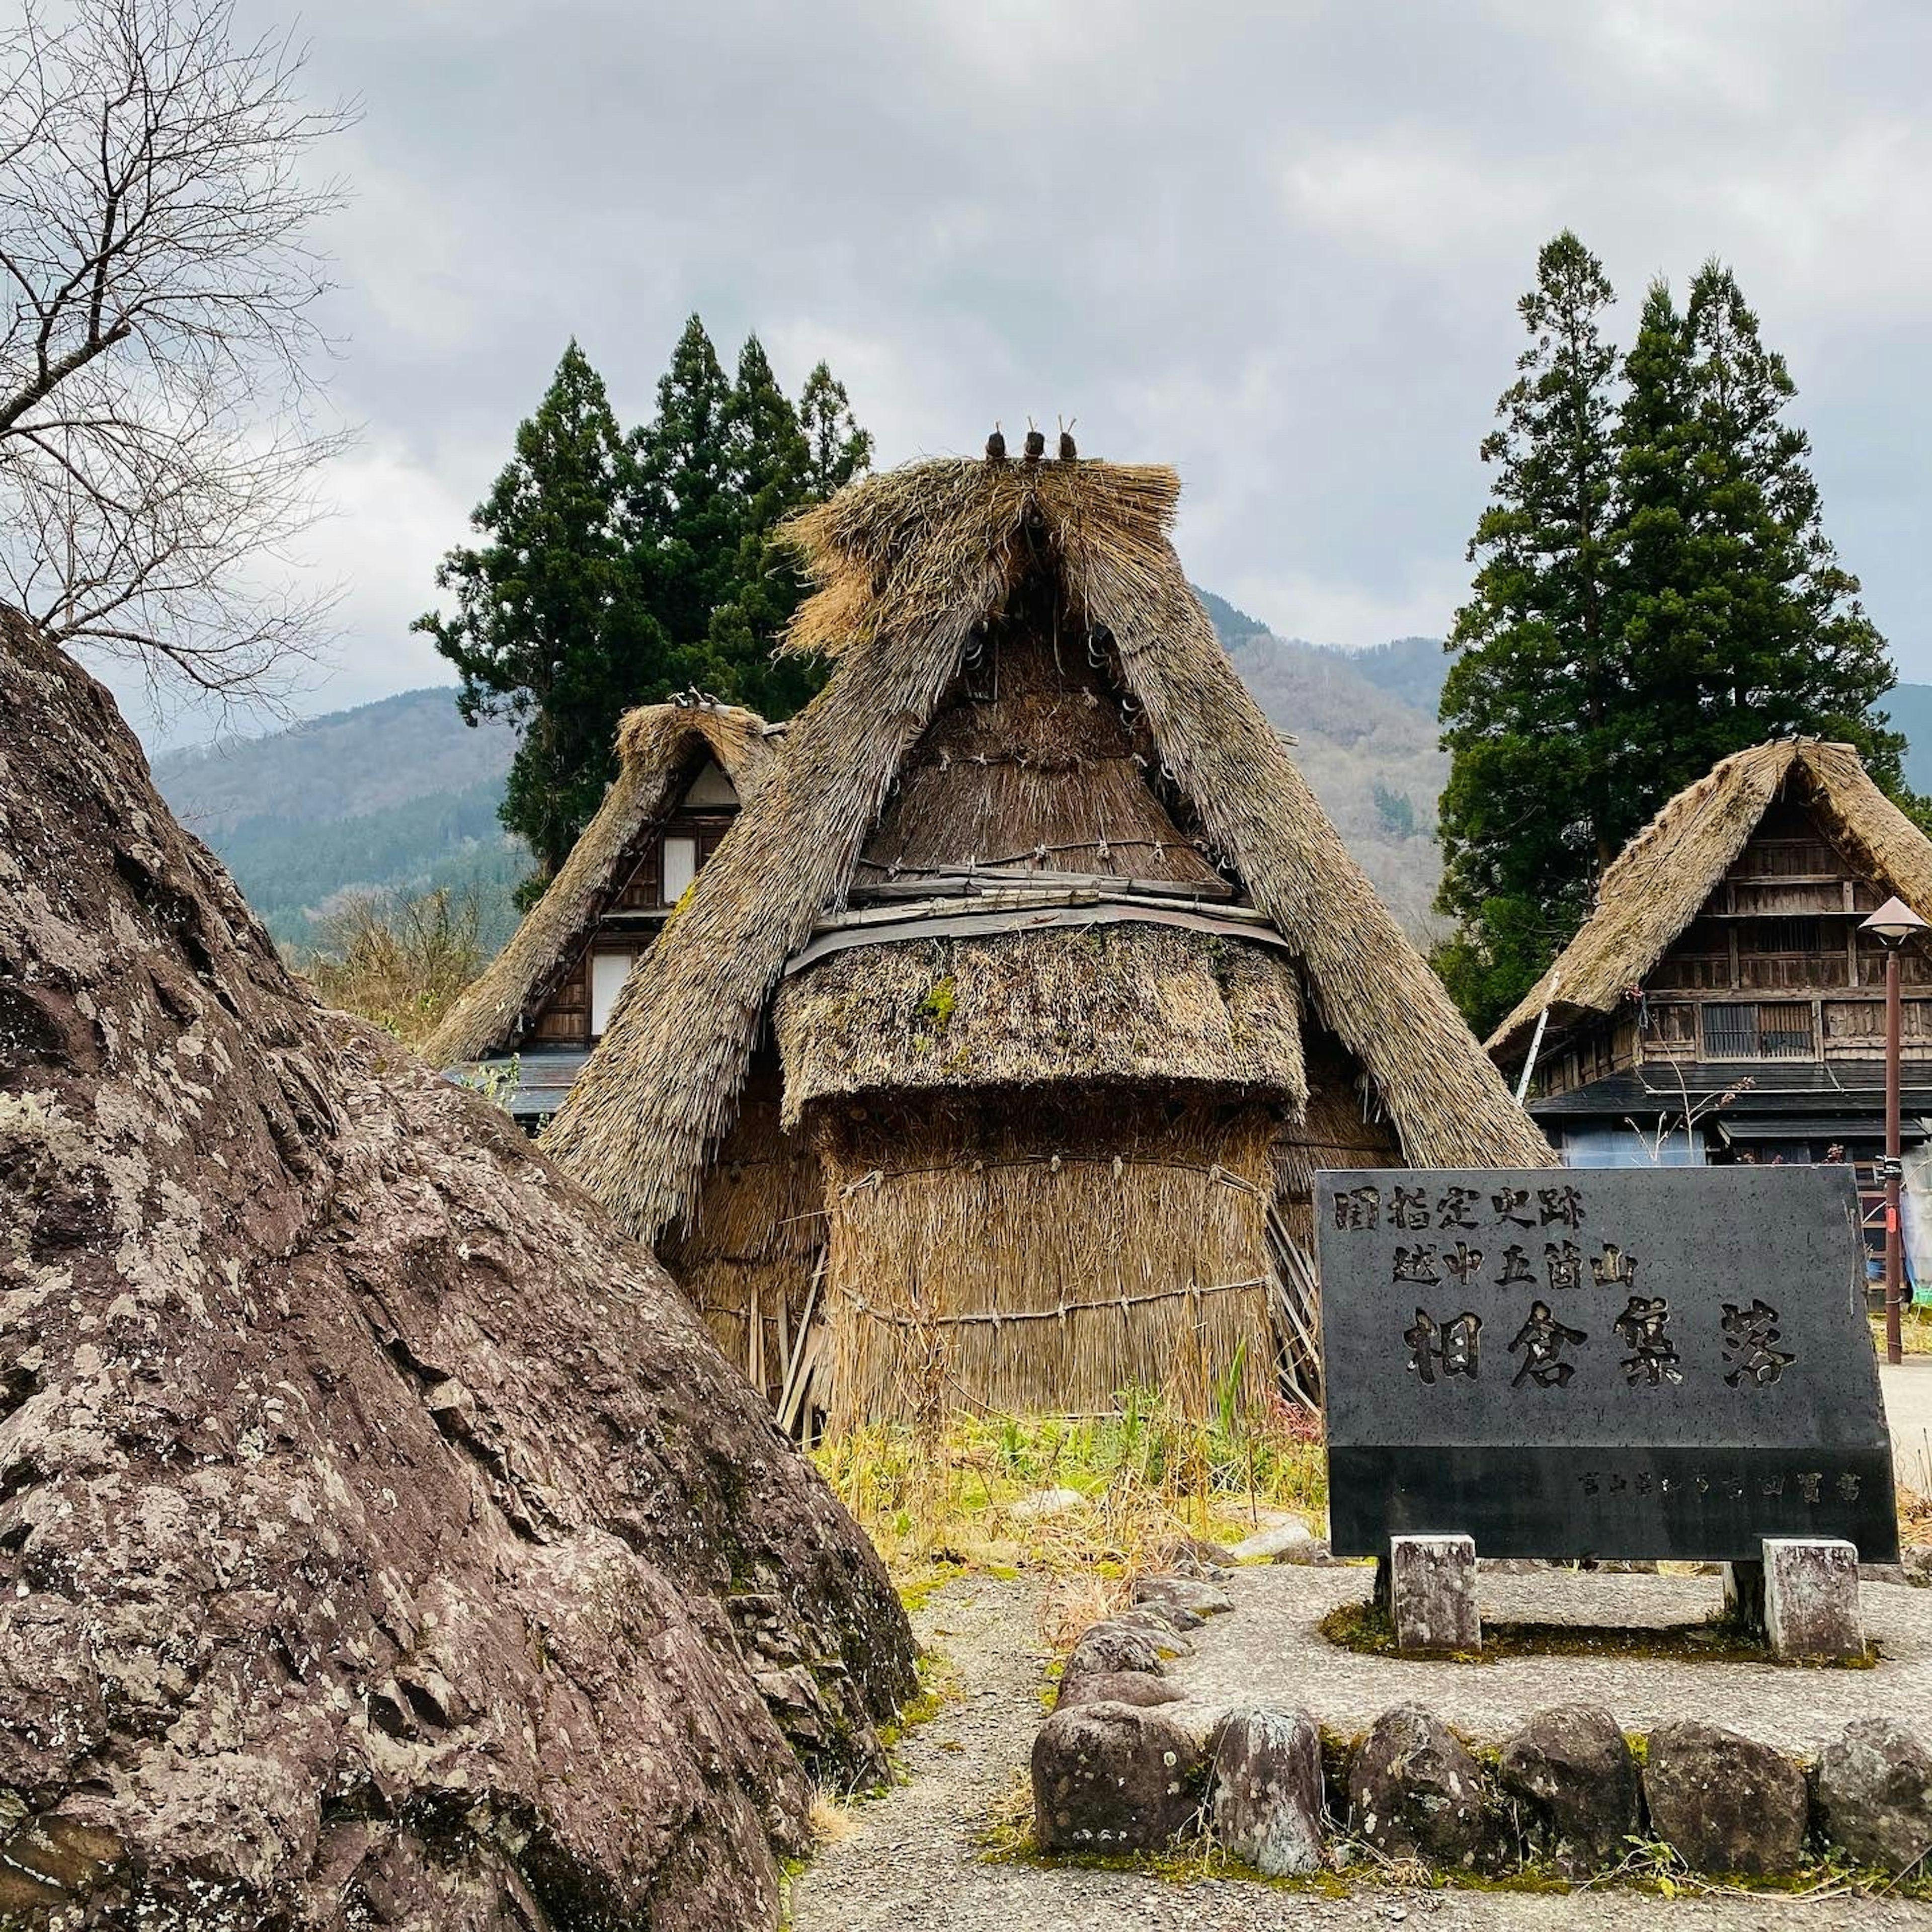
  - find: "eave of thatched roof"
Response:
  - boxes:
[539,455,1552,1240]
[1487,739,1932,1068]
[421,701,777,1066]
[772,921,1307,1121]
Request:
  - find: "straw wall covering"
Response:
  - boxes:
[658,1049,824,1406]
[813,1092,1278,1430]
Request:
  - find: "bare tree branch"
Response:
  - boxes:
[0,0,357,695]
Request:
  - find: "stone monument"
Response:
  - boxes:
[1318,1166,1896,1658]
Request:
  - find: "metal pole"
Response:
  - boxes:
[1887,944,1904,1367]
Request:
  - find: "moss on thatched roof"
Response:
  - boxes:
[422,701,778,1066]
[540,454,1551,1240]
[773,921,1306,1120]
[1488,738,1932,1067]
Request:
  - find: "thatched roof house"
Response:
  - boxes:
[425,700,780,1122]
[542,451,1550,1426]
[1490,739,1932,1195]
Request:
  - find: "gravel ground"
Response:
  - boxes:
[1883,1359,1932,1492]
[786,1572,1932,1931]
[1170,1565,1932,1753]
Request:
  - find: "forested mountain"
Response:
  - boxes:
[151,690,525,952]
[145,617,1932,962]
[1192,589,1447,932]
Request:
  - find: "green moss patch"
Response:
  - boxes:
[1319,1599,1877,1667]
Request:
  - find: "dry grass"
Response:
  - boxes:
[814,1386,1328,1605]
[813,1093,1278,1429]
[660,1047,823,1407]
[774,921,1305,1117]
[1873,1309,1932,1358]
[808,1792,859,1847]
[301,884,488,1049]
[1491,738,1932,1062]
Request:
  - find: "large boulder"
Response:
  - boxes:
[1496,1706,1639,1871]
[1816,1716,1932,1873]
[0,610,916,1929]
[1643,1720,1808,1875]
[1032,1702,1204,1853]
[1347,1705,1499,1870]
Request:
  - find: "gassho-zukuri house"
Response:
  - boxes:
[536,441,1550,1430]
[1488,738,1932,1268]
[424,699,782,1124]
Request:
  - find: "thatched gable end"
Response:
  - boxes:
[541,456,1550,1244]
[1488,740,1932,1068]
[423,700,777,1067]
[773,921,1307,1120]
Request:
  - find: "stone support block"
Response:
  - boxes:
[1389,1534,1480,1654]
[1763,1537,1864,1661]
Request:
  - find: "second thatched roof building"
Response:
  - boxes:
[542,447,1551,1428]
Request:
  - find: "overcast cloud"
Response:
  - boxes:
[108,0,1932,743]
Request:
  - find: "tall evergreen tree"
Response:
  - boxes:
[699,347,874,716]
[414,343,667,886]
[797,361,873,499]
[631,314,740,657]
[1655,262,1903,788]
[1608,278,1699,791]
[1435,245,1910,1034]
[422,320,873,898]
[1434,232,1623,1031]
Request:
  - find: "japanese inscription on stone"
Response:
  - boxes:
[1317,1166,1897,1561]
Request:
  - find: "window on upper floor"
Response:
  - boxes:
[1702,1000,1815,1060]
[1745,916,1823,953]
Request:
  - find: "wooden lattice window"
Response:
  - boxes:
[1701,1001,1815,1060]
[1745,916,1822,953]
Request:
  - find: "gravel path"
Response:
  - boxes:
[1169,1564,1932,1753]
[1883,1359,1932,1492]
[786,1572,1932,1931]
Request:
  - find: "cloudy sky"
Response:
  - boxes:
[113,0,1932,742]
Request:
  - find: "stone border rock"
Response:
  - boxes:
[1029,1571,1932,1881]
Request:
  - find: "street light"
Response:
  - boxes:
[1861,895,1929,1366]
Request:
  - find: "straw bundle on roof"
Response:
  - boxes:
[1488,739,1932,1066]
[774,922,1304,1117]
[815,1092,1277,1430]
[541,457,1549,1241]
[422,701,777,1067]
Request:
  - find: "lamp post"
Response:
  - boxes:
[1861,896,1929,1366]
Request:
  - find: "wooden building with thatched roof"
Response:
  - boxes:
[1490,740,1932,1228]
[541,447,1551,1427]
[424,699,781,1124]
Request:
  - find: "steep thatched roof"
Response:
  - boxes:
[541,455,1551,1239]
[423,701,778,1066]
[1488,739,1932,1067]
